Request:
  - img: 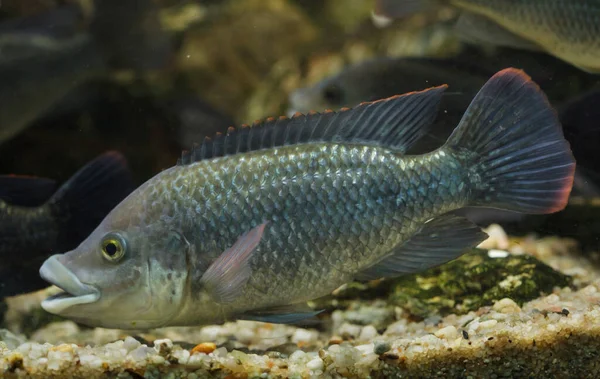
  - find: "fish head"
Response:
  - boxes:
[288,76,348,115]
[39,187,190,329]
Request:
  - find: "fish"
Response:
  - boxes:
[0,0,172,144]
[289,55,491,154]
[288,48,595,153]
[0,152,135,299]
[373,0,600,73]
[159,93,237,150]
[39,69,575,329]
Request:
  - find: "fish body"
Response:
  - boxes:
[374,0,600,72]
[39,69,575,329]
[0,152,134,298]
[0,0,172,144]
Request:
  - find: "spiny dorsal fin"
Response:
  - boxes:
[178,85,447,165]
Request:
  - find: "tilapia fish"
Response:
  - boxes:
[39,69,575,329]
[374,0,600,73]
[0,152,134,298]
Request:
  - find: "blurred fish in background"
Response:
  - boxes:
[372,0,600,73]
[0,151,135,299]
[0,0,173,145]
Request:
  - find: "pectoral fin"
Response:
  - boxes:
[200,222,267,303]
[356,214,487,281]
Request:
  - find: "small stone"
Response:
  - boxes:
[435,325,459,340]
[493,298,521,314]
[373,341,391,355]
[328,336,343,345]
[306,357,324,371]
[123,336,142,352]
[291,329,318,346]
[191,342,216,355]
[154,339,173,356]
[358,325,378,341]
[478,320,498,330]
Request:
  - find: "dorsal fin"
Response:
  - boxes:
[178,85,447,165]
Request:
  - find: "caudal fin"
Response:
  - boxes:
[48,152,135,251]
[444,68,575,214]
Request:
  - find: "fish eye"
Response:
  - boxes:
[100,233,127,262]
[322,85,343,106]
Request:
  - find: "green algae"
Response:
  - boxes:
[388,249,572,318]
[313,249,572,319]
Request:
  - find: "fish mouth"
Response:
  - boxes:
[39,254,100,314]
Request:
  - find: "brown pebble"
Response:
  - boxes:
[382,352,399,360]
[328,336,343,345]
[191,342,217,354]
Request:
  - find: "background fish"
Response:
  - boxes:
[39,69,575,329]
[0,0,172,144]
[373,0,600,73]
[0,152,135,299]
[289,47,597,154]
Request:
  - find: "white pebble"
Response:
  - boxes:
[478,320,498,330]
[493,298,521,313]
[79,353,103,369]
[337,323,362,338]
[306,357,324,371]
[213,347,228,357]
[291,329,318,345]
[488,249,509,258]
[123,336,141,352]
[434,325,459,340]
[358,325,378,341]
[173,349,190,364]
[355,343,375,355]
[129,345,155,362]
[289,350,307,363]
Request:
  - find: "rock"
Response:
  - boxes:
[388,249,572,318]
[0,329,26,350]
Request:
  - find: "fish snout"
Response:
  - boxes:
[39,254,100,314]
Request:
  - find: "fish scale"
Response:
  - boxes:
[452,0,600,71]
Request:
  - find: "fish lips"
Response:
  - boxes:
[39,254,100,314]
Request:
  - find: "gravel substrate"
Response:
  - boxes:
[2,225,600,378]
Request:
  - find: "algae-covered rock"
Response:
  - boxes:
[389,249,572,318]
[313,249,571,320]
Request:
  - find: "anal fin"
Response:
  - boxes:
[240,303,324,325]
[356,214,487,281]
